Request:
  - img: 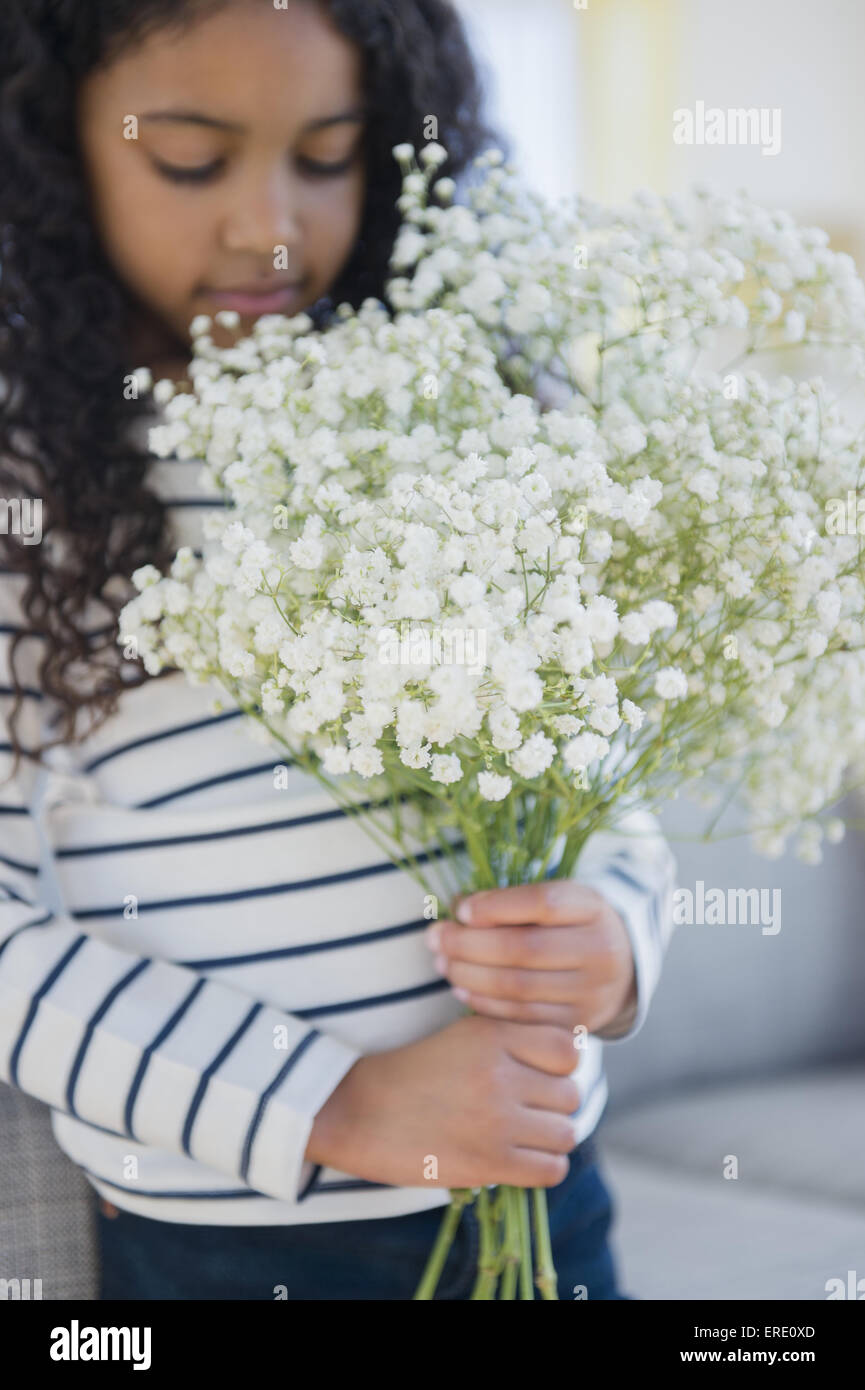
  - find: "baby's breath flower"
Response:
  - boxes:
[132,564,163,590]
[477,770,512,801]
[419,142,448,167]
[122,156,865,869]
[654,667,689,700]
[430,752,463,784]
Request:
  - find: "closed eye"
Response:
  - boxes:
[153,158,225,184]
[152,150,360,186]
[297,153,358,178]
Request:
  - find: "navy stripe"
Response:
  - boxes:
[8,935,87,1086]
[82,709,245,773]
[0,684,43,701]
[0,880,37,905]
[70,840,460,920]
[181,1002,263,1156]
[239,1029,320,1183]
[0,804,29,816]
[294,976,450,1019]
[55,793,434,859]
[179,915,429,970]
[0,851,39,876]
[66,1115,131,1139]
[54,800,394,860]
[125,978,207,1139]
[0,741,39,761]
[309,1177,394,1193]
[604,864,651,898]
[86,1171,261,1200]
[65,959,151,1119]
[297,1163,322,1203]
[135,761,277,808]
[0,910,54,964]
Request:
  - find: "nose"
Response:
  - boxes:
[220,161,303,260]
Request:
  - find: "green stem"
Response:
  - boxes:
[517,1188,534,1299]
[532,1188,559,1300]
[413,1189,473,1301]
[469,1187,500,1300]
[497,1188,521,1300]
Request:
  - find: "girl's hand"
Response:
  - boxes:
[425,882,638,1036]
[306,1014,581,1189]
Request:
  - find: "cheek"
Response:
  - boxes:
[98,167,207,298]
[306,176,365,269]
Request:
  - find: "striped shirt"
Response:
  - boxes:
[0,404,678,1225]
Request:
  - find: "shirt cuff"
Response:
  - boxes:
[581,868,658,1042]
[242,1027,363,1204]
[571,811,678,1045]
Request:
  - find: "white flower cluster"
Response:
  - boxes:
[118,147,865,865]
[389,147,865,402]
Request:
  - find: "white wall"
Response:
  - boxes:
[456,0,585,198]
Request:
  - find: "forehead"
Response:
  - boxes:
[81,0,364,133]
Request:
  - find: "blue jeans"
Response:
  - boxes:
[95,1133,630,1300]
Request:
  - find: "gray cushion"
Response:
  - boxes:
[601,1061,865,1207]
[0,1085,98,1300]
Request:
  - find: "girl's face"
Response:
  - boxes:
[76,0,367,376]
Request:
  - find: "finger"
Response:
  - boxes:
[433,920,593,969]
[503,1149,571,1189]
[501,1021,579,1076]
[520,1072,581,1116]
[512,1108,578,1156]
[456,993,578,1028]
[447,959,584,1005]
[454,880,604,928]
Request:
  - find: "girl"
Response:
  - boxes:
[0,0,677,1301]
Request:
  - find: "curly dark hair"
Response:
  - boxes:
[0,0,506,779]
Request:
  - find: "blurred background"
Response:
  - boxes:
[459,0,865,268]
[455,0,865,1301]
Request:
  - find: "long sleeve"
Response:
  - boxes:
[0,572,362,1206]
[571,804,678,1044]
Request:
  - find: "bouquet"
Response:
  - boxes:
[119,143,865,1298]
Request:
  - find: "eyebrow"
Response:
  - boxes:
[139,106,366,134]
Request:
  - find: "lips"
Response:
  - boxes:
[203,280,308,315]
